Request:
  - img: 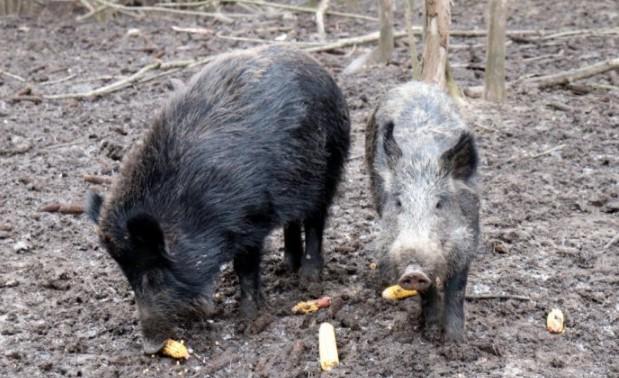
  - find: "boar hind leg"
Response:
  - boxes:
[443,267,469,342]
[284,221,303,272]
[299,212,325,287]
[234,248,264,320]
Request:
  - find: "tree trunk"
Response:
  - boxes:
[376,0,394,63]
[404,0,422,79]
[421,0,450,88]
[484,0,507,102]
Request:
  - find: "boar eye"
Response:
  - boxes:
[436,199,444,209]
[395,198,402,208]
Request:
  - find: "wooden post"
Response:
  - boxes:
[421,0,450,89]
[484,0,507,102]
[376,0,394,63]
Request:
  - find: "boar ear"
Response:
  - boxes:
[383,121,402,168]
[86,191,104,224]
[126,213,170,265]
[441,131,478,181]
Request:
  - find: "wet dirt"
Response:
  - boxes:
[0,1,617,377]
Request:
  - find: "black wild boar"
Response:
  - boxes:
[366,81,480,342]
[87,46,350,352]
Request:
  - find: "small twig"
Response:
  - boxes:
[545,102,571,112]
[83,175,113,185]
[91,0,237,23]
[500,144,566,166]
[8,95,42,104]
[78,0,95,12]
[39,203,85,215]
[171,25,211,35]
[521,51,564,63]
[603,233,619,250]
[0,144,32,157]
[529,144,567,159]
[315,0,330,41]
[39,74,77,86]
[76,4,109,22]
[0,70,26,82]
[155,1,212,7]
[466,294,531,301]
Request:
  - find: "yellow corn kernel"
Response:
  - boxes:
[161,339,189,360]
[382,285,417,301]
[546,309,565,334]
[319,322,339,371]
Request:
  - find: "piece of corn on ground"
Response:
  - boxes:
[546,308,565,334]
[382,285,417,301]
[292,296,331,314]
[319,322,339,371]
[161,339,189,360]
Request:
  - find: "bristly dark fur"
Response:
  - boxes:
[88,46,350,349]
[85,191,103,224]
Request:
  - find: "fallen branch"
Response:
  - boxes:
[525,57,619,88]
[466,294,531,301]
[218,0,377,21]
[83,175,113,185]
[92,0,236,23]
[537,27,619,40]
[305,26,585,54]
[465,58,619,97]
[40,203,85,215]
[215,32,322,46]
[305,30,403,53]
[43,62,161,100]
[42,57,212,100]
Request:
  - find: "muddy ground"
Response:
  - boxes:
[1,0,618,377]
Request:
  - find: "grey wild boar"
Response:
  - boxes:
[366,81,480,342]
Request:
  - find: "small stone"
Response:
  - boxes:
[13,240,30,252]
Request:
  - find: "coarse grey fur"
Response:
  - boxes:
[365,81,480,342]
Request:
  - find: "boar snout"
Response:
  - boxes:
[398,265,432,291]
